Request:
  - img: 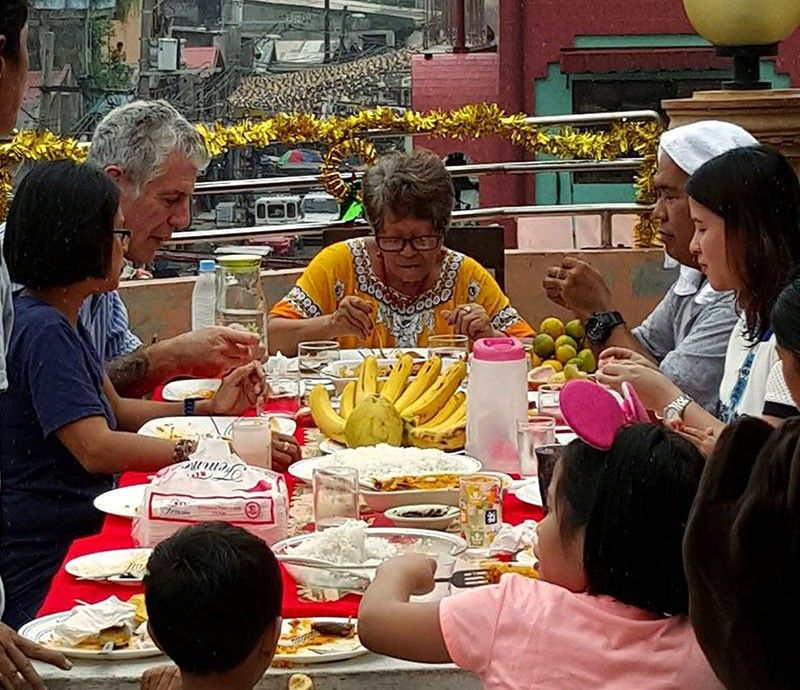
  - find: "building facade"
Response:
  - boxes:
[412,0,800,230]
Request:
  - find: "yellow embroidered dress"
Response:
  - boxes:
[270,238,534,348]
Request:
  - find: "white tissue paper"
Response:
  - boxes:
[53,597,137,646]
[132,439,289,548]
[489,520,539,556]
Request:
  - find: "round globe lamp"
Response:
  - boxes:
[683,0,800,89]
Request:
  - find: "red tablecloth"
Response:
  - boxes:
[38,388,544,618]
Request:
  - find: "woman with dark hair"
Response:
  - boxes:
[598,145,800,447]
[359,424,722,689]
[683,416,800,689]
[0,160,265,629]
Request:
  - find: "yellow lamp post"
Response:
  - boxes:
[683,0,800,89]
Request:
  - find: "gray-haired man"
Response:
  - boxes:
[82,101,270,394]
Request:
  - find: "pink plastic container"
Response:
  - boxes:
[465,337,528,473]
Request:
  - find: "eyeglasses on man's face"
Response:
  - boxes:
[375,235,441,252]
[113,229,132,248]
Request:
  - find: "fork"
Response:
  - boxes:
[375,328,389,359]
[435,569,492,588]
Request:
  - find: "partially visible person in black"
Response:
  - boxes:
[773,273,800,410]
[683,416,800,690]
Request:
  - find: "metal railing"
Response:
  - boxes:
[179,109,662,248]
[193,158,645,196]
[168,202,652,248]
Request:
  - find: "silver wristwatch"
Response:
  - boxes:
[663,394,694,424]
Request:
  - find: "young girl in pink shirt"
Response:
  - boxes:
[359,422,723,689]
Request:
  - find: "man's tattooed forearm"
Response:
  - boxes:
[106,347,151,397]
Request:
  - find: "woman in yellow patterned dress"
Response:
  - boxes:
[269,149,534,355]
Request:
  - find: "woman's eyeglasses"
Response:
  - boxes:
[375,235,441,252]
[113,229,132,248]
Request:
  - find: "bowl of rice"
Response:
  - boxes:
[272,520,466,593]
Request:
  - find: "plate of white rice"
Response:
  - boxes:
[288,444,482,485]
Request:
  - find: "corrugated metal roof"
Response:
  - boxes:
[32,0,115,10]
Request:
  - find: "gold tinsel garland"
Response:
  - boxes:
[1,103,660,245]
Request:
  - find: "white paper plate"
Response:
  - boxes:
[18,613,163,660]
[274,617,368,664]
[93,485,147,519]
[66,548,152,584]
[137,415,296,441]
[161,379,222,401]
[515,482,543,508]
[515,548,537,566]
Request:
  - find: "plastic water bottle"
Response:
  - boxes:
[466,337,528,473]
[191,260,217,331]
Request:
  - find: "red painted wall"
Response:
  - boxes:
[411,0,800,243]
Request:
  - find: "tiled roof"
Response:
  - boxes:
[230,48,412,115]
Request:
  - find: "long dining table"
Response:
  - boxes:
[33,394,544,689]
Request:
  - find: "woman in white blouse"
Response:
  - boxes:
[598,145,800,449]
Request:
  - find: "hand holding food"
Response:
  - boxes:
[442,303,494,340]
[542,256,612,320]
[598,346,659,371]
[210,361,266,416]
[173,326,266,377]
[0,622,71,690]
[328,296,374,339]
[596,361,681,411]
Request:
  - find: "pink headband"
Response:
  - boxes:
[559,380,650,450]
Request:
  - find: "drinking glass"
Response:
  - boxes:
[536,383,564,423]
[312,467,360,530]
[516,418,556,477]
[428,334,469,363]
[298,340,340,372]
[459,474,503,551]
[231,417,272,469]
[519,337,535,371]
[298,341,340,405]
[534,444,563,512]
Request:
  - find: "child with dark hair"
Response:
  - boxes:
[359,424,722,689]
[143,522,283,690]
[684,416,800,690]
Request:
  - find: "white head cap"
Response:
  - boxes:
[659,120,759,175]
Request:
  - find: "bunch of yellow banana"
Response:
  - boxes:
[308,353,468,450]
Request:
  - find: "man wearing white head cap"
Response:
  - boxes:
[544,120,757,412]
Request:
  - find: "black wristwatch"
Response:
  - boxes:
[585,311,625,346]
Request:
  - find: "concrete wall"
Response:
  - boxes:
[119,248,675,342]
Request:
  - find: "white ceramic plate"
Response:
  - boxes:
[274,617,367,664]
[515,482,543,508]
[161,379,221,401]
[65,548,152,584]
[93,485,147,519]
[318,439,346,454]
[384,504,460,531]
[137,415,297,441]
[18,613,163,660]
[288,450,482,485]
